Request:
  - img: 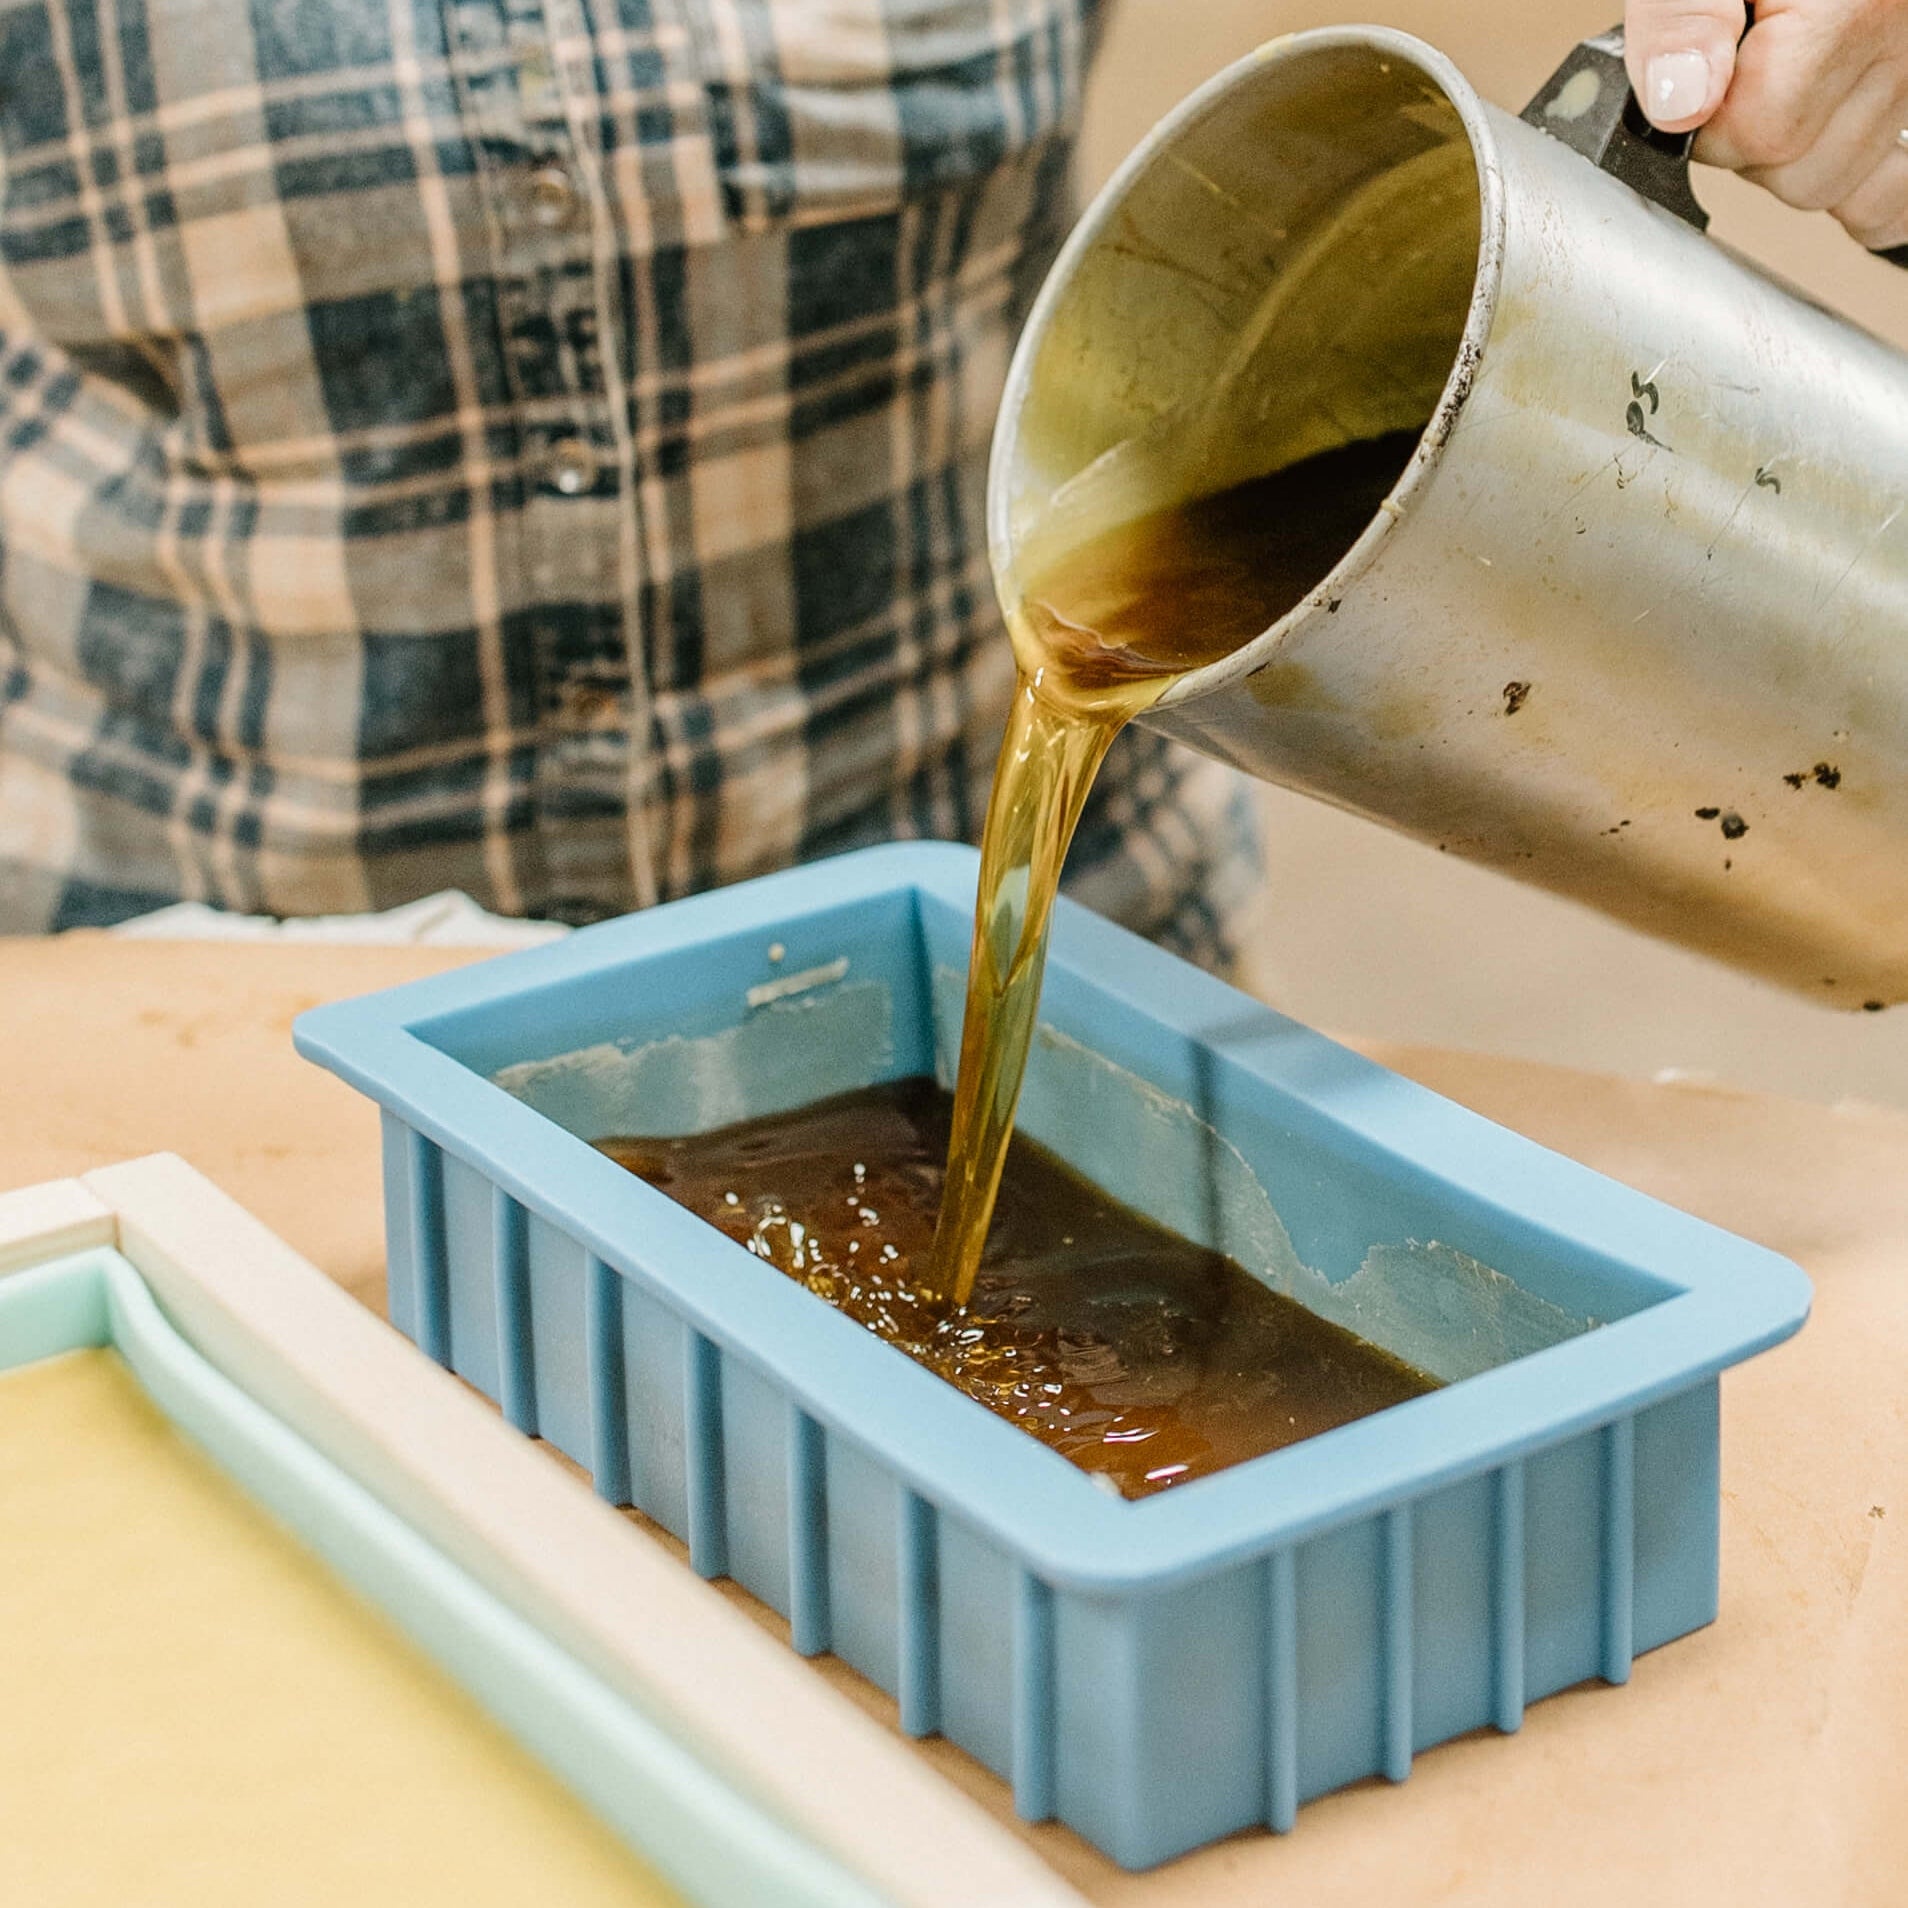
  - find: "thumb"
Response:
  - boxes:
[1623,0,1745,131]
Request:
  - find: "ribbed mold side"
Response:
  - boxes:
[1286,1503,1420,1819]
[1633,1379,1720,1648]
[379,1124,1726,1874]
[1524,1422,1615,1700]
[719,1351,796,1615]
[378,1111,420,1342]
[1601,1417,1637,1684]
[1265,1548,1300,1833]
[684,1329,728,1577]
[441,1151,501,1403]
[1381,1505,1415,1783]
[787,1406,831,1655]
[897,1491,943,1737]
[1295,1512,1386,1800]
[1274,1434,1602,1816]
[492,1187,537,1436]
[1012,1570,1056,1822]
[936,1513,1019,1780]
[1054,1563,1265,1868]
[824,1435,903,1694]
[584,1254,631,1505]
[404,1125,449,1365]
[1410,1470,1500,1754]
[1266,1392,1713,1820]
[620,1275,691,1537]
[1494,1460,1527,1731]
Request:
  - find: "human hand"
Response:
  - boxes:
[1624,0,1908,249]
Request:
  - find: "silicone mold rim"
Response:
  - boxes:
[294,841,1811,1594]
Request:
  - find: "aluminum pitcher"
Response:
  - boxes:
[992,25,1908,1007]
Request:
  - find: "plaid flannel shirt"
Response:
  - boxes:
[0,0,1254,954]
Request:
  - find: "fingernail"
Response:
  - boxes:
[1644,49,1714,125]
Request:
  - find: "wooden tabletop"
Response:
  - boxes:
[8,930,1905,1907]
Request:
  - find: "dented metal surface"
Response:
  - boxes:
[992,28,1908,1006]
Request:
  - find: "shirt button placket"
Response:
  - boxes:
[495,0,646,915]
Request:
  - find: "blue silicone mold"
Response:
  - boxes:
[295,842,1809,1869]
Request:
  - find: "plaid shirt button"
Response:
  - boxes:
[559,683,620,727]
[543,439,599,496]
[528,165,580,229]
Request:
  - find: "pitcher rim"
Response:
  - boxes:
[986,24,1509,711]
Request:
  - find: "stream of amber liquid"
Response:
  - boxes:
[932,431,1422,1307]
[930,664,1127,1311]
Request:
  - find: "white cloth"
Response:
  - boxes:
[107,891,569,949]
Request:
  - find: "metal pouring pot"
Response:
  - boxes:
[991,25,1908,1007]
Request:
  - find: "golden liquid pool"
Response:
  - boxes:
[602,1078,1437,1500]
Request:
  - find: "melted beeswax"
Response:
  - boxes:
[602,1078,1436,1500]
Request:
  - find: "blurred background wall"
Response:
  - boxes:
[1080,0,1908,1108]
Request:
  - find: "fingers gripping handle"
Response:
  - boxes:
[1523,22,1908,267]
[1521,26,1710,231]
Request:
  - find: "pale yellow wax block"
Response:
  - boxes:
[0,1349,679,1908]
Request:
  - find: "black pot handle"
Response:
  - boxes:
[1520,26,1710,230]
[1520,23,1908,267]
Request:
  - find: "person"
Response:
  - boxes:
[0,0,1251,957]
[0,0,1896,944]
[1625,0,1908,248]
